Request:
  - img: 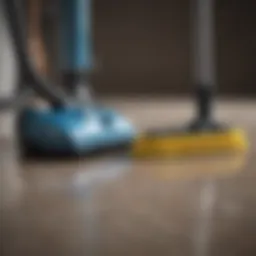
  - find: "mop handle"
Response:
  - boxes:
[192,0,216,87]
[192,0,216,121]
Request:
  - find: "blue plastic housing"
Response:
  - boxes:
[19,107,136,154]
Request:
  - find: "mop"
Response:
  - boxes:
[132,0,248,158]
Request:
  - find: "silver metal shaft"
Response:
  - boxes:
[192,0,216,87]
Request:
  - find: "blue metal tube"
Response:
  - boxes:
[60,0,93,72]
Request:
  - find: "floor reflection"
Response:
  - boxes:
[131,153,247,181]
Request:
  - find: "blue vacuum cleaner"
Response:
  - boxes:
[1,0,135,156]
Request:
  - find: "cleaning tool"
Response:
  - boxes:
[1,0,135,156]
[132,0,248,158]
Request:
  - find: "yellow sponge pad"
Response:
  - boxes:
[132,128,248,158]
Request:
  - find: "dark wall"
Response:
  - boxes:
[92,0,256,96]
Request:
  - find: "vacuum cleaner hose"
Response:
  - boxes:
[1,0,71,109]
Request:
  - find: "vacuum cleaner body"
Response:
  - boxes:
[16,0,136,156]
[19,107,135,155]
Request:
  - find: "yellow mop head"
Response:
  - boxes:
[132,128,248,158]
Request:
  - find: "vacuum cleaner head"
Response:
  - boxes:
[19,106,136,156]
[132,128,248,158]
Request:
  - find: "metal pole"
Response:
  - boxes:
[190,0,217,129]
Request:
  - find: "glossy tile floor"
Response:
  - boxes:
[1,99,256,256]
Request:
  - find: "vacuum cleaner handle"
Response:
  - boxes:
[60,0,93,72]
[59,0,94,101]
[2,0,71,107]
